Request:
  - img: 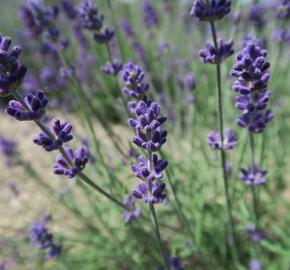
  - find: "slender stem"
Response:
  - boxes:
[78,172,127,210]
[249,132,259,225]
[148,152,170,270]
[209,20,239,266]
[149,203,170,270]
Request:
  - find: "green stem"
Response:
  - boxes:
[249,132,259,225]
[209,20,239,267]
[148,152,170,270]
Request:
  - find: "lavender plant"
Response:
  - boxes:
[1,0,290,269]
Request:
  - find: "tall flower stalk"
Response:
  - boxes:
[231,41,273,226]
[120,62,170,269]
[190,0,239,265]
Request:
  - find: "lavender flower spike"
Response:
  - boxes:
[231,42,273,133]
[190,0,232,21]
[54,147,89,178]
[6,90,48,121]
[142,0,159,28]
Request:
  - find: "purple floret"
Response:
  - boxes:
[34,118,73,152]
[240,166,267,185]
[208,129,238,150]
[6,90,48,121]
[200,39,234,64]
[53,147,89,178]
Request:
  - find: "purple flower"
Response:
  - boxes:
[123,195,141,223]
[120,19,135,38]
[142,1,159,28]
[77,0,104,31]
[275,0,290,20]
[133,181,166,204]
[29,222,53,249]
[6,90,48,121]
[240,166,267,185]
[131,154,168,181]
[61,0,77,20]
[29,221,62,260]
[274,28,290,43]
[208,129,238,150]
[245,224,265,242]
[170,256,185,270]
[248,4,267,30]
[101,59,123,76]
[177,73,196,91]
[0,136,19,167]
[200,39,234,64]
[128,100,168,152]
[94,28,114,44]
[19,1,59,39]
[190,0,232,21]
[157,256,184,270]
[45,244,62,260]
[0,136,18,159]
[0,35,27,96]
[231,41,273,133]
[34,118,73,152]
[53,147,89,178]
[249,258,262,270]
[120,62,149,99]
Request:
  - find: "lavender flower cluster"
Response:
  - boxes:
[77,0,114,44]
[231,42,273,133]
[3,36,89,179]
[29,222,61,260]
[120,62,168,204]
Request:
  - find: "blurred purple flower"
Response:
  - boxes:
[200,39,234,64]
[240,166,267,185]
[208,129,238,150]
[190,0,232,21]
[77,0,104,31]
[142,1,159,28]
[123,195,141,223]
[249,258,262,270]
